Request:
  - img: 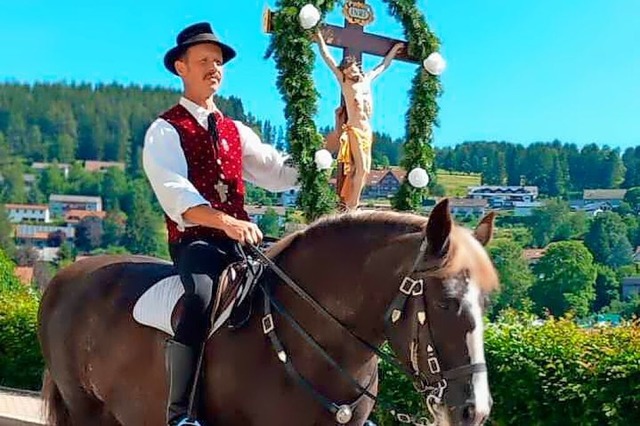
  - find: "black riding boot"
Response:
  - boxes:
[165,338,200,426]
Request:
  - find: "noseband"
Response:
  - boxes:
[246,234,486,425]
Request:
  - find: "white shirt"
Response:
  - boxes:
[143,97,299,230]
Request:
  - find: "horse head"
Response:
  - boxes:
[380,199,499,425]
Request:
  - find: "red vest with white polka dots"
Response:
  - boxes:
[160,104,249,244]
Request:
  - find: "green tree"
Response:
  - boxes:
[555,211,589,241]
[0,248,21,292]
[529,199,570,247]
[123,182,164,256]
[100,167,128,210]
[74,216,104,253]
[623,187,640,213]
[0,132,10,159]
[1,163,27,203]
[56,241,76,268]
[0,205,16,259]
[584,212,633,268]
[258,208,282,237]
[593,264,620,313]
[37,164,66,198]
[531,241,597,317]
[101,209,127,247]
[487,239,534,317]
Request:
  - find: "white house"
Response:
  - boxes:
[49,194,103,217]
[3,203,51,223]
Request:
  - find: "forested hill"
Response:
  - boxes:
[436,141,640,195]
[0,82,257,168]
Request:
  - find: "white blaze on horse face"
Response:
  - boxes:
[463,281,491,424]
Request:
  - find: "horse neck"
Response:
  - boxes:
[275,226,418,365]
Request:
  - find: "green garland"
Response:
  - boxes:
[266,0,441,220]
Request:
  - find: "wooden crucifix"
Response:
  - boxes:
[264,1,420,210]
[264,1,420,65]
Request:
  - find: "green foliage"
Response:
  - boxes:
[585,212,633,269]
[0,249,22,292]
[532,241,597,318]
[487,239,534,318]
[0,288,43,390]
[265,0,338,221]
[594,264,621,313]
[257,207,282,237]
[437,141,627,194]
[623,187,640,212]
[485,312,640,425]
[0,204,16,259]
[123,180,165,257]
[373,313,640,425]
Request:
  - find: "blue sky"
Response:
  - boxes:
[1,0,639,149]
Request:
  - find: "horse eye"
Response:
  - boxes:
[437,299,457,310]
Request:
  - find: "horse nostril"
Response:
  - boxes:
[463,404,476,422]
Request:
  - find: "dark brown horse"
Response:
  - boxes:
[38,199,499,426]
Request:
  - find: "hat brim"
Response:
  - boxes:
[164,40,236,75]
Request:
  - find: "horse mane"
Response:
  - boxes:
[266,209,499,293]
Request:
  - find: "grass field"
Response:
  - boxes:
[436,169,482,196]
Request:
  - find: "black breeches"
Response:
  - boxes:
[169,237,242,347]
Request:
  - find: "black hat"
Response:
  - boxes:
[164,22,236,75]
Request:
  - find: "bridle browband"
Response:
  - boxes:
[243,233,486,425]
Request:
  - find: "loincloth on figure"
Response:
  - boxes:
[337,125,373,175]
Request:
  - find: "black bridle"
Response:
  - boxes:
[244,234,486,425]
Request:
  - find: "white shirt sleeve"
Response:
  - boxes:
[142,118,210,231]
[236,121,300,192]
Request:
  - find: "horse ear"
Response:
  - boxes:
[425,198,452,257]
[474,211,496,246]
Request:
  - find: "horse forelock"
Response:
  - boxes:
[440,226,500,293]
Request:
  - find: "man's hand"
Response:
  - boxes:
[182,204,263,245]
[221,216,264,246]
[391,42,404,55]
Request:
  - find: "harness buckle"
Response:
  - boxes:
[412,279,424,296]
[427,356,441,374]
[262,314,274,334]
[400,277,418,295]
[396,412,412,423]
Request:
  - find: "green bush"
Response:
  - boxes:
[486,312,639,425]
[0,288,44,390]
[373,312,640,425]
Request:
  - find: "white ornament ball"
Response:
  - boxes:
[299,4,321,30]
[423,52,446,75]
[408,167,430,188]
[314,149,333,170]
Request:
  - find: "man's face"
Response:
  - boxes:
[343,63,363,82]
[175,43,224,95]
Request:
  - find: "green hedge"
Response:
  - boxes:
[373,312,640,425]
[0,288,44,390]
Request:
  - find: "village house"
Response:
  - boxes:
[49,194,103,217]
[467,186,538,208]
[445,198,488,218]
[3,203,51,223]
[84,160,126,173]
[246,205,287,226]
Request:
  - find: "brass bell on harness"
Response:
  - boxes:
[335,404,353,424]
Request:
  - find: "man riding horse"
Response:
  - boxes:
[142,22,299,426]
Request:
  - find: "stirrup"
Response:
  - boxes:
[175,417,202,426]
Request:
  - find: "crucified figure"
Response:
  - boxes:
[316,28,403,211]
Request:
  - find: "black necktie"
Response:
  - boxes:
[207,113,219,144]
